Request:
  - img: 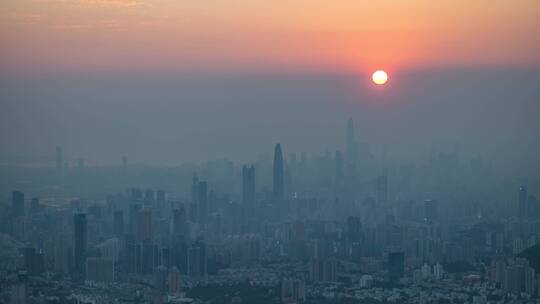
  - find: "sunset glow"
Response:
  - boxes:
[1,0,540,75]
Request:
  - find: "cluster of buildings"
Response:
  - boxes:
[1,118,540,303]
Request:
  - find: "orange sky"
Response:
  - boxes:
[1,0,539,74]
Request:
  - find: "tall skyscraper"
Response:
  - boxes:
[12,190,24,217]
[346,117,357,164]
[86,257,114,282]
[187,242,207,277]
[281,278,306,304]
[144,189,155,202]
[129,203,141,234]
[113,210,124,236]
[168,266,182,293]
[172,206,187,235]
[136,208,153,242]
[424,199,439,222]
[335,150,344,182]
[73,213,87,279]
[191,176,199,204]
[198,181,208,226]
[377,175,388,205]
[30,198,39,213]
[347,216,362,241]
[273,144,284,202]
[121,155,127,171]
[388,251,405,282]
[55,146,63,170]
[242,165,255,205]
[156,190,166,203]
[519,185,528,221]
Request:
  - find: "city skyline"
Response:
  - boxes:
[0,1,539,303]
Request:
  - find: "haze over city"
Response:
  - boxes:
[0,1,539,304]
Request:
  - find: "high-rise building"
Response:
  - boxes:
[242,165,255,205]
[519,185,528,221]
[424,199,439,222]
[131,188,143,200]
[121,155,127,171]
[346,117,357,164]
[144,189,155,202]
[55,146,63,170]
[335,150,344,183]
[198,181,208,226]
[113,210,124,236]
[156,190,166,203]
[10,283,26,304]
[136,208,152,242]
[347,216,362,241]
[30,198,39,213]
[73,213,87,279]
[23,247,37,275]
[187,243,207,277]
[129,203,141,234]
[12,190,24,217]
[124,234,137,273]
[173,241,189,275]
[141,240,155,275]
[86,257,114,282]
[172,206,187,235]
[154,265,168,291]
[281,278,306,304]
[191,176,199,204]
[168,266,182,293]
[388,251,405,282]
[309,258,338,283]
[273,144,284,202]
[377,175,388,205]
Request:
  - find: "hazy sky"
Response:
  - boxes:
[0,1,539,173]
[1,0,539,73]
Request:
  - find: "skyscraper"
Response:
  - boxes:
[335,150,344,183]
[172,206,187,235]
[30,198,39,213]
[12,190,24,217]
[86,257,114,282]
[519,185,528,221]
[242,165,255,205]
[424,199,439,222]
[121,155,127,172]
[187,242,207,277]
[129,203,141,234]
[156,190,166,203]
[346,117,357,164]
[377,175,388,205]
[136,208,153,242]
[388,251,405,282]
[73,213,87,279]
[168,266,182,293]
[144,189,155,202]
[113,210,124,237]
[191,176,199,204]
[198,181,208,226]
[273,144,284,202]
[55,146,62,170]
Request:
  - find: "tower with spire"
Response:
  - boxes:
[273,143,284,203]
[346,117,357,164]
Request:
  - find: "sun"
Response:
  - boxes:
[372,70,388,85]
